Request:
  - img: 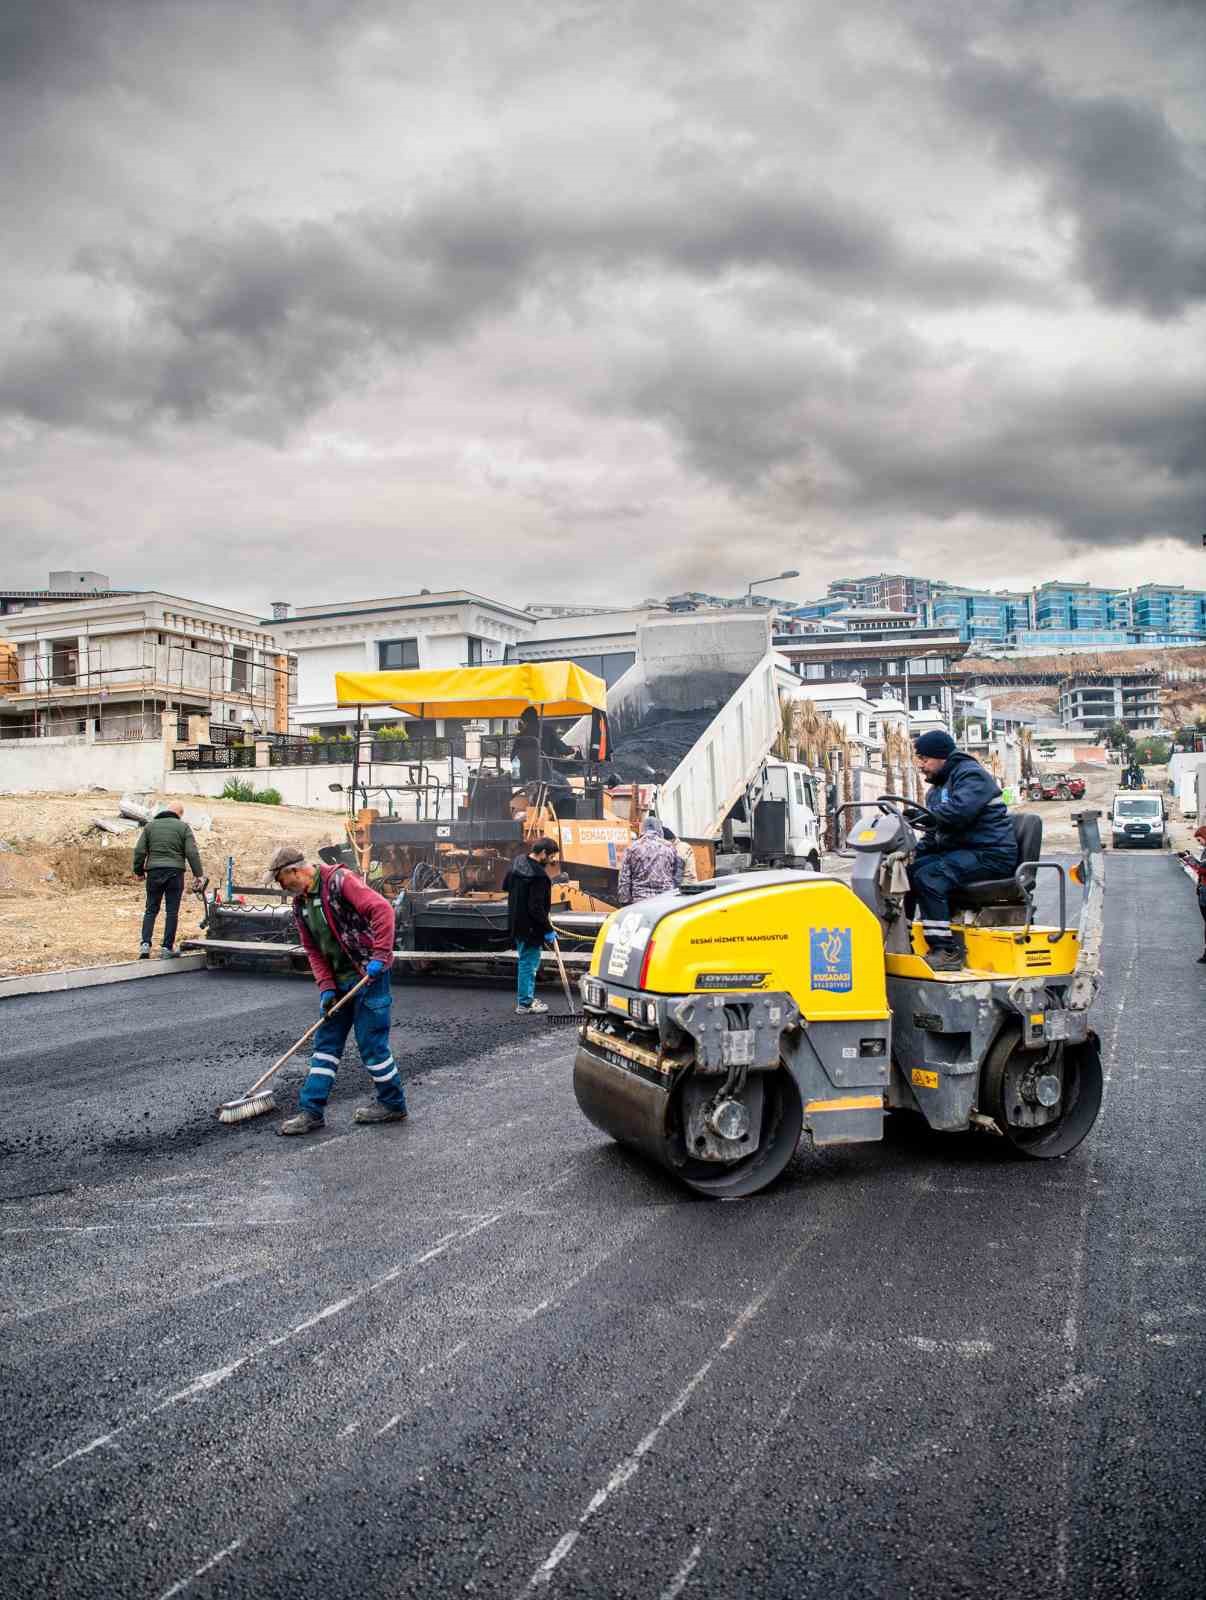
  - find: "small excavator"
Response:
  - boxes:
[573,797,1105,1196]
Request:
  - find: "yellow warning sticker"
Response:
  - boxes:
[911,1068,939,1090]
[858,829,876,841]
[1030,1012,1045,1025]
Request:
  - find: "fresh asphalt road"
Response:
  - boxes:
[1,853,1203,1600]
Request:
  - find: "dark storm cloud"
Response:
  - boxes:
[613,321,1206,550]
[0,175,1053,436]
[0,0,376,89]
[942,54,1206,317]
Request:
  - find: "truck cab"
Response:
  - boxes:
[1111,791,1167,849]
[721,758,822,872]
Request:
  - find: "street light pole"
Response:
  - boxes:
[744,568,800,599]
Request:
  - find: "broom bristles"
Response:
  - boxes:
[216,1091,276,1125]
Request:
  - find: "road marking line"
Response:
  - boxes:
[521,1233,813,1591]
[1054,938,1136,1595]
[44,1174,571,1474]
[154,1538,243,1600]
[660,1542,703,1600]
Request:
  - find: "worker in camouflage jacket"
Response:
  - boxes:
[268,845,407,1135]
[132,799,204,959]
[618,817,683,904]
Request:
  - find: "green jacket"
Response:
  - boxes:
[134,810,203,877]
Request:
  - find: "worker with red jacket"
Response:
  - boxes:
[267,845,406,1136]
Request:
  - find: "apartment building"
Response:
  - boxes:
[267,590,535,734]
[1,570,136,618]
[1059,672,1163,733]
[0,592,292,740]
[773,617,967,718]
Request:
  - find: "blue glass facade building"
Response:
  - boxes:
[1131,585,1206,636]
[931,589,1030,645]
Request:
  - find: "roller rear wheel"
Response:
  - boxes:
[980,1027,1102,1157]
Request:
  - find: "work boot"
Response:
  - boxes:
[161,946,179,960]
[516,998,549,1015]
[138,944,151,960]
[353,1104,409,1125]
[926,946,965,973]
[1197,951,1206,964]
[277,1112,324,1136]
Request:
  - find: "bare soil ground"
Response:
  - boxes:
[0,792,343,978]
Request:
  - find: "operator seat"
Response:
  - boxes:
[947,813,1043,915]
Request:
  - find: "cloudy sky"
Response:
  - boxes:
[2,0,1203,616]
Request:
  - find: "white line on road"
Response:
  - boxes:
[1054,939,1136,1596]
[154,1537,243,1600]
[521,1231,815,1592]
[45,1174,572,1474]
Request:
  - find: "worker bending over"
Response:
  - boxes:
[911,731,1017,971]
[268,845,407,1135]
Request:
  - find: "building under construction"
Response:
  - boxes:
[0,592,294,742]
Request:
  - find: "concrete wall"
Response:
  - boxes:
[0,735,166,794]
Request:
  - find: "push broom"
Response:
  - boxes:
[216,973,372,1125]
[545,934,583,1026]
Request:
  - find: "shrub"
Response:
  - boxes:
[220,779,282,805]
[375,723,409,741]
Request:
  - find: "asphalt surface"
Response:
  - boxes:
[1,853,1203,1599]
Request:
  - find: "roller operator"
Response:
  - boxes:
[910,730,1018,971]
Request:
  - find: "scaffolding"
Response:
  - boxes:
[0,621,295,741]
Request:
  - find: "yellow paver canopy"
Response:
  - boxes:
[334,661,607,719]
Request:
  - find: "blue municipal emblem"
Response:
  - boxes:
[809,926,853,993]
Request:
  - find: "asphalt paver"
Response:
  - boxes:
[1,854,1203,1598]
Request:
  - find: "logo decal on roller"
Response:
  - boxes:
[809,926,853,993]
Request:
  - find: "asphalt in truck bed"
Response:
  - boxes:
[0,853,1203,1599]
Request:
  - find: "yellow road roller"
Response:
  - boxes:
[572,800,1105,1197]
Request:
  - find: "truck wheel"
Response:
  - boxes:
[979,1027,1102,1157]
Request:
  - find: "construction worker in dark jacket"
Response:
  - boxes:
[502,836,559,1014]
[132,800,204,959]
[268,845,406,1135]
[910,731,1017,971]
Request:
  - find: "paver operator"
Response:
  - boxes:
[910,730,1017,971]
[267,845,408,1135]
[133,799,204,959]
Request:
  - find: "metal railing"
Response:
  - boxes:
[173,745,257,770]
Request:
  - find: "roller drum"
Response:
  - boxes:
[573,1043,803,1198]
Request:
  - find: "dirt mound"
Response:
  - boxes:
[51,845,138,889]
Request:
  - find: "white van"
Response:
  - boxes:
[1111,792,1168,850]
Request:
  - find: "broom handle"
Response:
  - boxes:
[242,972,373,1097]
[550,935,576,1010]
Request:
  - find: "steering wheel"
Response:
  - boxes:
[869,795,941,828]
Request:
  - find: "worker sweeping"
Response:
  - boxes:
[910,730,1017,971]
[267,845,407,1135]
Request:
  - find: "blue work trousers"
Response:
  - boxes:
[910,847,1016,949]
[516,939,546,1006]
[298,973,405,1119]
